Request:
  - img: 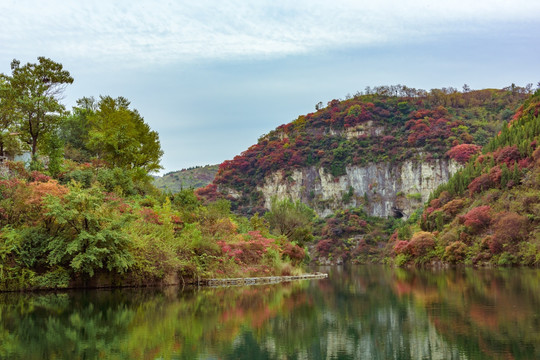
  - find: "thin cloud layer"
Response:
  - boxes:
[1,0,538,66]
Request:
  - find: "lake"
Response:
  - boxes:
[1,266,539,359]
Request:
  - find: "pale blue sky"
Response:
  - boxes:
[1,1,539,174]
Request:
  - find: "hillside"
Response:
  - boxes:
[391,90,540,266]
[206,86,528,216]
[201,86,530,219]
[154,164,218,192]
[194,85,534,265]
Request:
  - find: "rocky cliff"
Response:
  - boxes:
[256,158,460,219]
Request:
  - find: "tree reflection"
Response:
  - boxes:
[0,267,539,359]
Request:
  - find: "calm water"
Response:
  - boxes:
[1,266,540,359]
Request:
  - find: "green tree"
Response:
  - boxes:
[45,183,134,278]
[88,96,163,173]
[265,197,315,246]
[7,57,73,157]
[0,74,20,158]
[59,96,96,161]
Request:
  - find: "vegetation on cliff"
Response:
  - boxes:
[0,58,306,291]
[392,91,540,266]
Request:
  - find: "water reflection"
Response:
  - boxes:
[0,266,539,359]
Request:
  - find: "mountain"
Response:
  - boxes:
[392,90,540,266]
[193,85,534,265]
[202,86,529,219]
[154,164,218,192]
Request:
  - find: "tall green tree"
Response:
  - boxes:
[88,96,163,173]
[7,57,73,157]
[0,74,18,157]
[59,96,96,162]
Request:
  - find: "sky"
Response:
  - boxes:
[1,0,539,175]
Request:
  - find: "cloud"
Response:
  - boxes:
[1,0,539,66]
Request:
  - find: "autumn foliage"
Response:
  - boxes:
[447,144,482,164]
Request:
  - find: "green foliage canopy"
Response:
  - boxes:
[87,96,163,173]
[7,57,73,157]
[265,197,315,246]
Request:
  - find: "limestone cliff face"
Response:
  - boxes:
[256,158,460,218]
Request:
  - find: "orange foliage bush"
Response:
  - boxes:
[27,180,68,206]
[444,241,467,263]
[408,232,436,257]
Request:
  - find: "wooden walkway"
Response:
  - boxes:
[202,272,328,287]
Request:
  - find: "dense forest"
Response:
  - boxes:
[0,57,306,291]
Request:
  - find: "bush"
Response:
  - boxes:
[447,143,482,164]
[393,240,410,255]
[463,206,491,233]
[492,212,528,244]
[468,174,495,196]
[408,231,436,257]
[444,241,467,263]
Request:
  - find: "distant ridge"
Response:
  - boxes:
[154,164,219,192]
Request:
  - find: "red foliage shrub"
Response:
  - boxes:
[463,206,491,233]
[532,147,540,165]
[393,240,410,255]
[493,145,521,166]
[282,243,305,264]
[429,198,441,209]
[140,208,163,225]
[447,144,482,164]
[441,198,465,216]
[316,239,335,257]
[195,183,221,203]
[29,171,51,183]
[468,174,495,196]
[488,166,502,184]
[485,236,503,254]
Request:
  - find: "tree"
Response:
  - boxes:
[0,74,20,158]
[7,57,73,157]
[59,97,96,162]
[87,96,163,173]
[265,197,315,246]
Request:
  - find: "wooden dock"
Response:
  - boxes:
[202,272,328,287]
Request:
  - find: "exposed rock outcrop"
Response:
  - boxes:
[256,158,460,219]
